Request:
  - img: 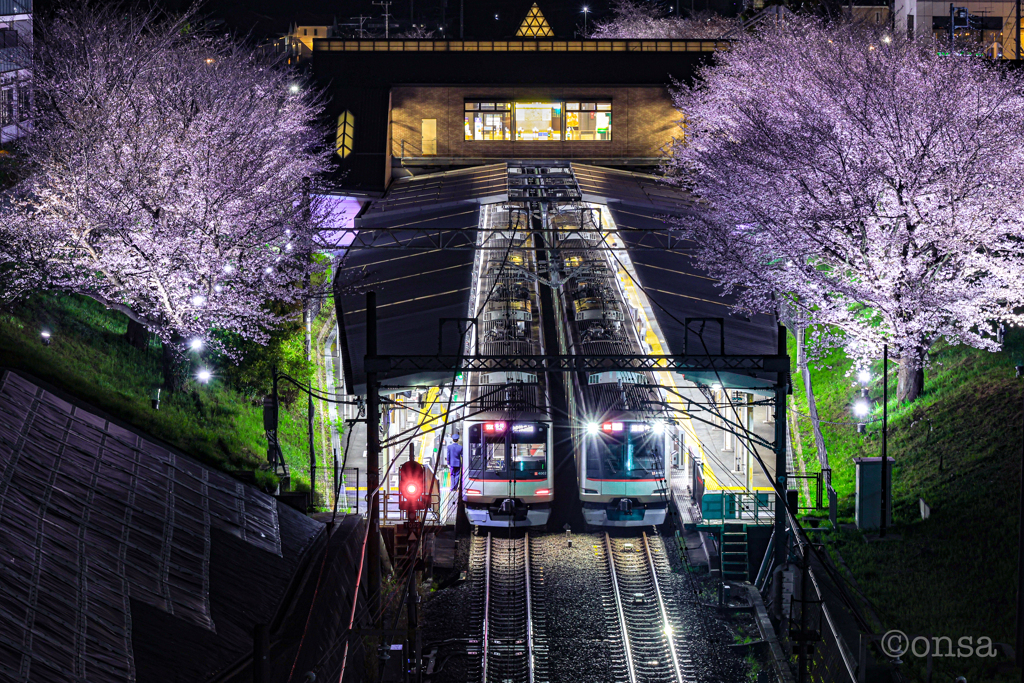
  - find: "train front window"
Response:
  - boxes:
[511,423,547,479]
[588,423,664,480]
[468,422,548,480]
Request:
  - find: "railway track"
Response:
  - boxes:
[602,532,694,683]
[470,532,548,683]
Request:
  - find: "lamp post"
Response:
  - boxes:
[1016,363,1024,669]
[880,344,889,538]
[582,6,590,35]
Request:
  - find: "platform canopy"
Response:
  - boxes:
[572,164,780,391]
[335,162,780,395]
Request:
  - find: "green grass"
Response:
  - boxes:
[0,292,335,500]
[788,329,1022,682]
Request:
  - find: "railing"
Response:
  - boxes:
[699,490,774,524]
[789,536,861,683]
[337,467,361,514]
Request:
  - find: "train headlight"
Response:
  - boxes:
[653,422,665,435]
[586,422,600,434]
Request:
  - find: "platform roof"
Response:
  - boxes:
[336,162,779,394]
[571,164,780,389]
[338,198,481,393]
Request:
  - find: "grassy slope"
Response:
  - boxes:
[788,330,1021,682]
[0,293,331,495]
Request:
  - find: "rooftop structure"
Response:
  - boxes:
[0,0,30,144]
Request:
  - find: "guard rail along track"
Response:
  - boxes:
[600,532,695,683]
[469,533,549,683]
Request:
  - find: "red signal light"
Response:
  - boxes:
[398,461,426,512]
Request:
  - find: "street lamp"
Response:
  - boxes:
[1016,364,1024,669]
[582,6,590,35]
[197,369,212,383]
[40,330,51,346]
[189,338,203,352]
[853,398,870,418]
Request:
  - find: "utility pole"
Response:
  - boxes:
[302,177,315,508]
[1015,364,1024,669]
[373,0,393,38]
[773,325,789,568]
[366,291,381,626]
[460,0,464,39]
[880,344,889,538]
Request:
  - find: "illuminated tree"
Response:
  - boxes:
[588,0,740,39]
[669,21,1024,402]
[0,4,334,387]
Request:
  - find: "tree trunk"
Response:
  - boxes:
[124,318,151,350]
[897,347,926,403]
[161,336,186,393]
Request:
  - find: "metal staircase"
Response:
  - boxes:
[721,521,749,582]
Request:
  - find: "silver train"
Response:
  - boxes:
[462,206,554,527]
[553,207,674,528]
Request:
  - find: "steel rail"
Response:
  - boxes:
[643,532,685,683]
[604,533,638,683]
[482,533,492,683]
[524,533,535,683]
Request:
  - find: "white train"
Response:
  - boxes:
[462,206,554,527]
[554,209,674,528]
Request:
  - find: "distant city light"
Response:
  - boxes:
[289,84,301,93]
[264,266,273,275]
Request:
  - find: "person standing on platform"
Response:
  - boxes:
[446,433,463,499]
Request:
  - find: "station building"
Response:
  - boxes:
[309,6,784,539]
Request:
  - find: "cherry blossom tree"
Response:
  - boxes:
[669,20,1024,402]
[0,3,335,388]
[588,0,740,39]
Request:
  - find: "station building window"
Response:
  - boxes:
[566,102,612,141]
[464,100,611,141]
[464,102,512,140]
[515,101,562,140]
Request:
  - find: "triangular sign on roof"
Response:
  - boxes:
[516,3,554,37]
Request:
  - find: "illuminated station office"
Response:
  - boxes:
[311,3,780,543]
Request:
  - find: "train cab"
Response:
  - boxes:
[579,418,672,527]
[463,415,554,527]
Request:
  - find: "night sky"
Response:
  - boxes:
[43,0,732,41]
